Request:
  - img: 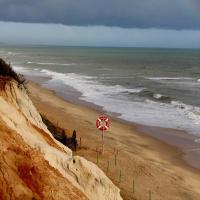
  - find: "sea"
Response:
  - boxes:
[1,46,200,138]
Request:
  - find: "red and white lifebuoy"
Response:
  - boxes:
[96,115,110,131]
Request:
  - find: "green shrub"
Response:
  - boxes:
[0,58,25,84]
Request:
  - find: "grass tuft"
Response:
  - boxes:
[0,58,26,85]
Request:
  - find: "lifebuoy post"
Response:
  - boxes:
[102,115,105,154]
[96,115,110,154]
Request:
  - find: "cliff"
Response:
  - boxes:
[0,76,122,200]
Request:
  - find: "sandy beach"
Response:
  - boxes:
[27,80,200,200]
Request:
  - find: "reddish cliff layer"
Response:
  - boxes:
[0,77,122,200]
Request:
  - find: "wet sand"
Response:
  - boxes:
[26,79,200,200]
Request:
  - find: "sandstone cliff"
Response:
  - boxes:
[0,77,122,200]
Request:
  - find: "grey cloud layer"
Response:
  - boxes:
[0,0,200,29]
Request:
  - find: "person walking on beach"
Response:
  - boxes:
[72,130,77,151]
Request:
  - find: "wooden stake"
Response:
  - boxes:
[96,151,99,165]
[119,170,122,183]
[79,137,82,148]
[132,178,135,193]
[106,160,110,173]
[148,191,152,200]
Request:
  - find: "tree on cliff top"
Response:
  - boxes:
[0,58,25,84]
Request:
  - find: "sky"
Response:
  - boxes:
[0,0,200,48]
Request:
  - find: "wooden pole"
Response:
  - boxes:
[102,128,104,154]
[106,160,110,173]
[96,150,99,165]
[113,147,115,154]
[119,170,122,183]
[148,191,152,200]
[132,178,135,193]
[101,115,105,154]
[79,137,82,148]
[115,154,117,166]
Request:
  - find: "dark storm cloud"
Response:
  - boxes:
[0,0,199,29]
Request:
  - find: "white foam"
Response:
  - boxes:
[126,88,145,93]
[40,69,143,96]
[40,69,200,135]
[171,101,200,125]
[7,51,19,56]
[195,138,200,143]
[153,93,163,99]
[13,66,46,77]
[12,66,29,74]
[144,76,195,81]
[27,61,75,66]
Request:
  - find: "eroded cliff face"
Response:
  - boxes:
[0,78,123,200]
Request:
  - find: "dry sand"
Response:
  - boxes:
[27,81,200,200]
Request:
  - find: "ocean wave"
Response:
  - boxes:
[27,61,75,66]
[138,89,154,97]
[13,65,44,76]
[99,76,135,80]
[144,76,195,81]
[197,79,200,82]
[171,101,200,125]
[7,51,19,56]
[144,99,200,133]
[145,99,200,126]
[124,88,145,94]
[194,138,200,143]
[153,93,172,103]
[40,69,200,135]
[12,66,28,73]
[136,89,172,103]
[96,68,113,71]
[40,69,142,96]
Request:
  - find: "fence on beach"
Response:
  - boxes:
[78,136,153,200]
